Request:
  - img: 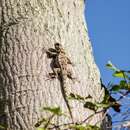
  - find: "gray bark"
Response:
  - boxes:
[0,0,107,130]
[102,114,112,130]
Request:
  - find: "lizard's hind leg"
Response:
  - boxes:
[67,71,80,83]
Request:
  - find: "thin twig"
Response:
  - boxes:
[44,114,55,129]
[79,109,105,124]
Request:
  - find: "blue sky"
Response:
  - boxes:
[85,0,130,85]
[85,1,130,129]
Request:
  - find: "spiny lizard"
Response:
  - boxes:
[46,43,74,122]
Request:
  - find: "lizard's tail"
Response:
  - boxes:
[59,74,74,122]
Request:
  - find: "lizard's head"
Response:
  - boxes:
[54,43,62,51]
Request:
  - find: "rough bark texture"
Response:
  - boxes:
[102,114,112,130]
[0,0,107,130]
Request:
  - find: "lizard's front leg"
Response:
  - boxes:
[48,68,60,79]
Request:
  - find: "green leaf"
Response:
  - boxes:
[69,93,85,101]
[106,61,119,71]
[102,88,110,103]
[84,102,98,111]
[111,85,121,91]
[36,128,46,130]
[69,93,92,101]
[69,93,77,99]
[113,71,128,79]
[70,124,87,130]
[110,81,129,91]
[96,103,110,109]
[120,80,127,85]
[0,125,5,129]
[113,71,124,78]
[127,84,130,89]
[43,107,62,115]
[120,80,127,88]
[70,124,101,130]
[87,125,101,130]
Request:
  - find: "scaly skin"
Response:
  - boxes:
[46,43,74,122]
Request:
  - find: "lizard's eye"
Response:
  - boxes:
[54,43,60,49]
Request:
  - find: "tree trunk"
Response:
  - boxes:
[0,0,106,130]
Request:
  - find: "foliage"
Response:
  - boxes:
[70,124,100,130]
[0,125,5,130]
[0,57,128,130]
[69,93,92,102]
[106,61,130,91]
[35,61,130,129]
[35,105,103,129]
[105,61,130,128]
[42,107,63,116]
[1,61,129,129]
[35,106,64,129]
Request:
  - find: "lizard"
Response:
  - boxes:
[46,43,74,122]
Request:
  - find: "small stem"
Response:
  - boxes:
[44,114,55,129]
[79,109,104,124]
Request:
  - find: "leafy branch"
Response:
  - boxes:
[35,61,130,129]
